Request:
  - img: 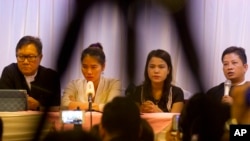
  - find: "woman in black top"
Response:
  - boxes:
[127,49,184,113]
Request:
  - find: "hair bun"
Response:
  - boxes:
[88,42,103,50]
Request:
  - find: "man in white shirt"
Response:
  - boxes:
[207,46,248,122]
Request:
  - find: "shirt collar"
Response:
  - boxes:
[236,79,246,86]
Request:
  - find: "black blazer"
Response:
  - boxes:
[0,63,61,107]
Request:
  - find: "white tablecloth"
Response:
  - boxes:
[0,111,51,141]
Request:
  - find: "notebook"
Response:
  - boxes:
[0,89,28,111]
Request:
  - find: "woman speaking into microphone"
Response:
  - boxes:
[61,43,122,112]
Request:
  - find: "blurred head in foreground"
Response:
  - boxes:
[179,93,226,141]
[99,97,141,141]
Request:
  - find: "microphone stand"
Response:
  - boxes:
[88,94,93,128]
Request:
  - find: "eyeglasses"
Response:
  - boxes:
[16,55,38,62]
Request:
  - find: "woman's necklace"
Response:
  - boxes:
[154,99,160,106]
[153,90,162,106]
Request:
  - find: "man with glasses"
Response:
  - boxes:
[0,36,61,111]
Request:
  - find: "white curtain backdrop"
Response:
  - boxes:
[0,0,249,99]
[187,0,250,92]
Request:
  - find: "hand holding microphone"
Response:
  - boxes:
[222,79,233,105]
[224,79,232,96]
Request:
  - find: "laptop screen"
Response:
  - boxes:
[0,89,28,111]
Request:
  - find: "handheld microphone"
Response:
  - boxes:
[86,81,95,102]
[224,79,232,96]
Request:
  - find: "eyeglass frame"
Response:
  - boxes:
[16,54,40,62]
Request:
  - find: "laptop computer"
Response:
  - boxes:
[0,89,28,111]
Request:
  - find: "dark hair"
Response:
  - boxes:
[140,118,154,141]
[143,49,173,100]
[80,43,105,66]
[180,93,226,141]
[15,35,43,55]
[221,46,247,64]
[101,97,141,140]
[89,124,101,140]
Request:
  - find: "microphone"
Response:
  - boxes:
[86,81,95,103]
[86,81,95,128]
[224,79,232,96]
